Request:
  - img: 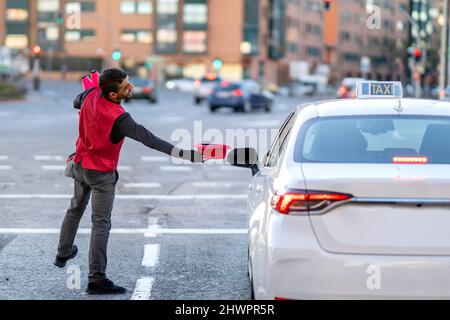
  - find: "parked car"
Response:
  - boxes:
[208,80,273,113]
[193,73,222,105]
[337,77,366,99]
[127,78,158,103]
[166,77,196,92]
[440,86,450,101]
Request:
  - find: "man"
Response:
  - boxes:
[54,68,202,295]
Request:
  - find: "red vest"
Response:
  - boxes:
[74,88,126,172]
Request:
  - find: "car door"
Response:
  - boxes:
[248,111,297,241]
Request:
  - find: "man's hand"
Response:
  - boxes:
[182,150,204,163]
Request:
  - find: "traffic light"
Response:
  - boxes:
[32,45,42,56]
[56,11,64,25]
[414,48,422,62]
[112,49,122,61]
[324,0,332,10]
[212,58,223,70]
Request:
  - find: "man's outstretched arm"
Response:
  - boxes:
[112,113,202,163]
[73,88,96,110]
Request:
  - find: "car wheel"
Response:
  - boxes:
[264,102,272,112]
[209,105,218,113]
[244,100,252,113]
[195,97,202,105]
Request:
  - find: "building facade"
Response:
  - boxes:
[0,0,414,85]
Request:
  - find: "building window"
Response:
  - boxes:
[5,35,28,49]
[306,46,321,57]
[243,0,259,55]
[184,2,207,26]
[157,0,178,14]
[6,9,29,21]
[343,52,359,62]
[156,0,179,53]
[121,1,152,14]
[65,29,96,42]
[121,30,153,44]
[183,31,207,53]
[268,0,286,60]
[288,42,298,54]
[38,0,60,12]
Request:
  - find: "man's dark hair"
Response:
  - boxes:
[99,68,128,97]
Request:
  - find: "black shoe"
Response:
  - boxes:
[54,245,78,268]
[86,279,127,295]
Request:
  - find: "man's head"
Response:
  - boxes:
[99,68,133,102]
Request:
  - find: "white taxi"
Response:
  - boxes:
[228,82,450,299]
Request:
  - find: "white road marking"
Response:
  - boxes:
[34,156,64,161]
[191,182,244,188]
[131,277,154,300]
[0,156,9,161]
[160,166,193,172]
[0,182,15,186]
[145,218,160,237]
[124,183,161,189]
[142,244,160,268]
[141,156,170,162]
[118,166,133,171]
[0,166,12,170]
[42,165,66,171]
[218,166,239,172]
[0,194,246,200]
[0,228,248,235]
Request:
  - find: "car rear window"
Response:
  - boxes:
[214,84,240,92]
[295,116,450,164]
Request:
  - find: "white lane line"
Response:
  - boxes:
[0,182,15,186]
[42,165,66,171]
[0,166,12,170]
[160,166,193,172]
[124,183,162,189]
[118,166,133,171]
[0,156,9,161]
[191,182,245,188]
[0,228,247,235]
[0,194,246,200]
[142,244,160,268]
[141,156,170,162]
[34,156,63,161]
[131,277,154,300]
[145,218,160,238]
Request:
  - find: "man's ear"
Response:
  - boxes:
[109,92,117,100]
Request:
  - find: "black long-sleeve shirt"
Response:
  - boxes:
[73,88,183,158]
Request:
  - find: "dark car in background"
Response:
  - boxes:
[193,74,222,105]
[127,78,158,103]
[208,80,273,113]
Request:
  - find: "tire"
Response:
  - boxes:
[244,100,252,113]
[195,97,202,105]
[264,102,272,112]
[209,105,218,113]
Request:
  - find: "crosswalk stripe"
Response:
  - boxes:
[0,166,12,170]
[34,156,63,161]
[142,244,160,268]
[141,156,170,162]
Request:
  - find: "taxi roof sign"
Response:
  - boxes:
[356,81,403,99]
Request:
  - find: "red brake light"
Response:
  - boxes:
[194,80,201,88]
[232,89,244,97]
[271,191,352,215]
[392,156,428,164]
[338,86,348,97]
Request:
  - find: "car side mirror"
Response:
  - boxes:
[226,148,259,176]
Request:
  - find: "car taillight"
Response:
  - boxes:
[392,156,428,164]
[271,190,352,215]
[194,80,201,88]
[440,90,446,99]
[144,87,151,94]
[232,89,244,97]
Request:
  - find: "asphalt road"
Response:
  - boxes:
[0,80,320,300]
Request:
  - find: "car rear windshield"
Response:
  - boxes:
[214,84,240,92]
[294,115,450,164]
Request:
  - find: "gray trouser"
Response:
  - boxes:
[57,162,118,282]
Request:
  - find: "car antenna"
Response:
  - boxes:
[394,99,404,112]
